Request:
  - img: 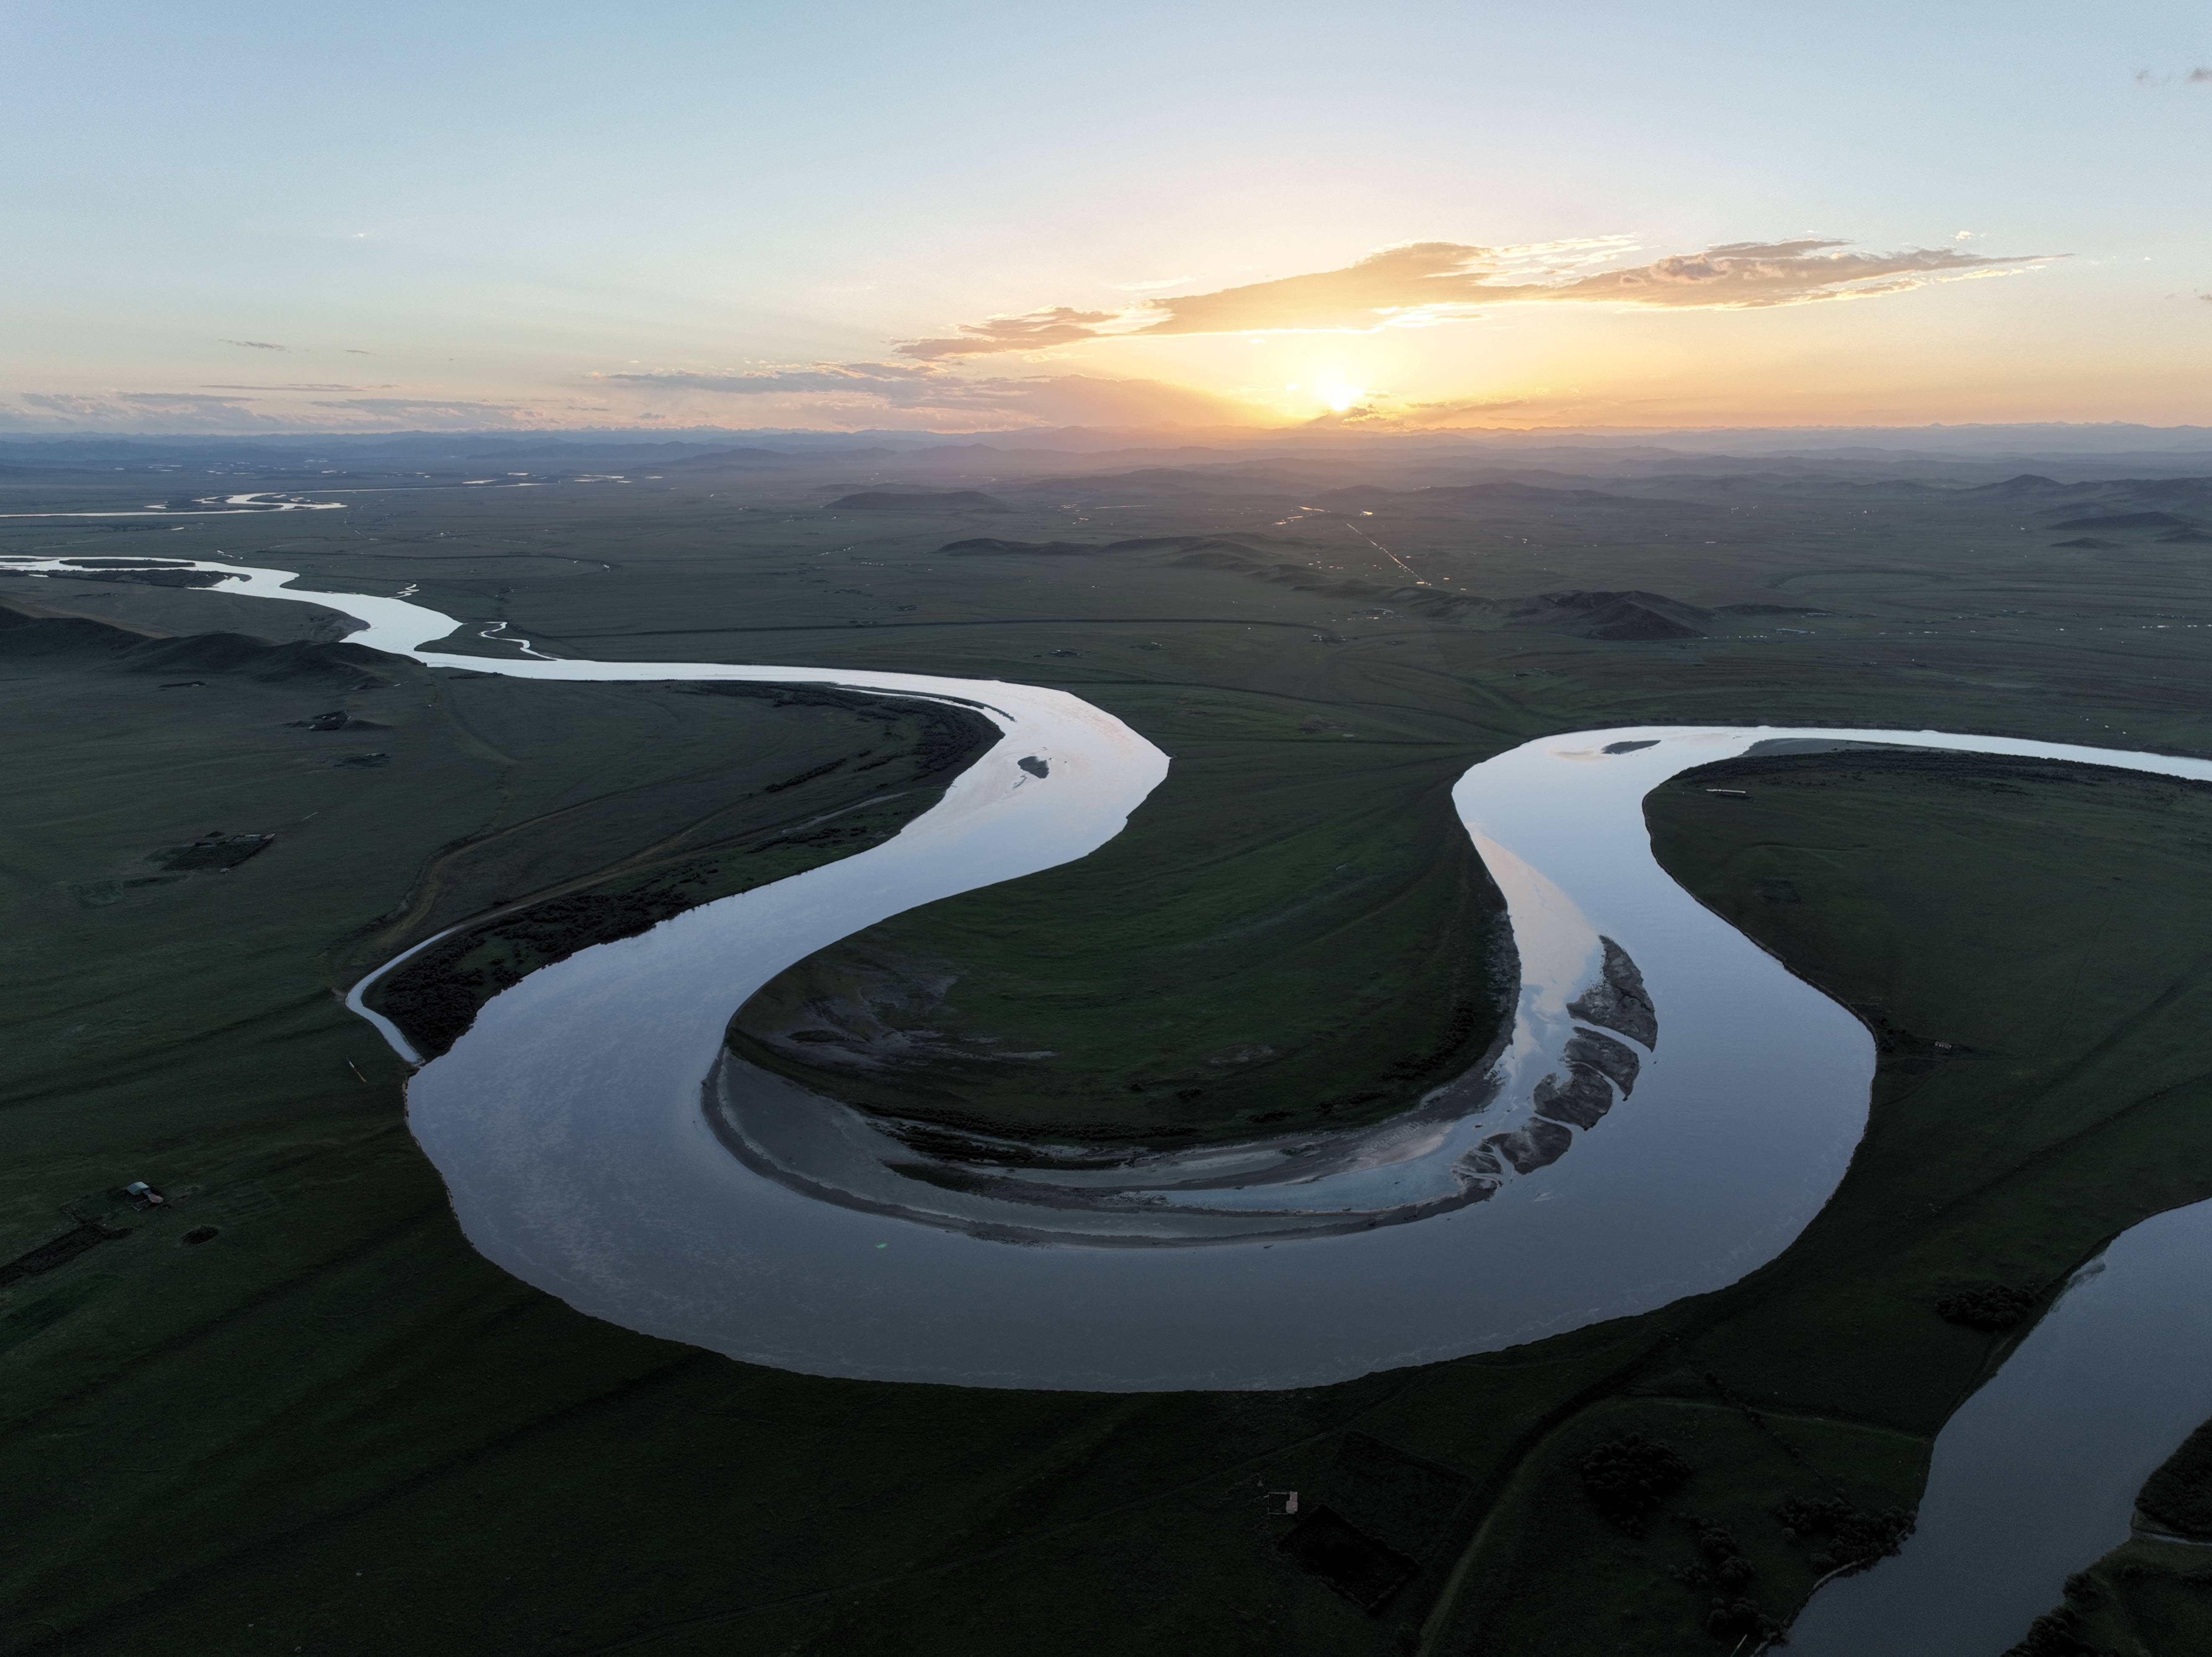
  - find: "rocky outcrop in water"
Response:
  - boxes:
[1565,1027,1640,1093]
[1493,955,1654,1164]
[1533,1061,1616,1130]
[1481,1118,1573,1174]
[1568,937,1658,1048]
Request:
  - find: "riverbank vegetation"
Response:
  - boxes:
[2012,1420,2212,1652]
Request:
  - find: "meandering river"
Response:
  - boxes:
[14,555,2212,1637]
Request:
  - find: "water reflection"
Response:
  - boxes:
[16,557,2210,1391]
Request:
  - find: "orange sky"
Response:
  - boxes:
[8,2,2210,435]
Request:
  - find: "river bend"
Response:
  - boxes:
[11,557,2210,1400]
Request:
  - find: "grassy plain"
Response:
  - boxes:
[4,449,2212,1654]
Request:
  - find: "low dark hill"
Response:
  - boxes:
[118,633,397,683]
[1167,541,1497,617]
[1009,466,1257,497]
[0,599,401,682]
[942,533,1258,560]
[0,602,149,658]
[1316,481,1698,512]
[2106,477,2212,506]
[936,536,1713,638]
[1002,462,1345,498]
[1961,478,2212,523]
[629,446,809,470]
[942,534,1503,618]
[823,489,1009,512]
[2047,511,2197,532]
[940,536,1135,557]
[2,562,227,589]
[1504,590,1710,641]
[1965,473,2070,497]
[1161,549,1711,639]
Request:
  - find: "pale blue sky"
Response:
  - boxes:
[8,0,2209,432]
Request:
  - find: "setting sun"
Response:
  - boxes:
[12,5,2212,1650]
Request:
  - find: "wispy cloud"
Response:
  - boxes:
[897,307,1124,361]
[600,363,943,395]
[7,389,568,433]
[1502,239,2044,308]
[18,390,285,430]
[600,363,1245,427]
[307,396,527,414]
[202,382,398,392]
[115,391,262,405]
[597,230,2052,430]
[22,391,236,411]
[893,236,2057,358]
[220,338,288,351]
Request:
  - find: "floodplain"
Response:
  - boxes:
[5,437,2212,1654]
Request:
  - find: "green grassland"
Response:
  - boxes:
[31,455,2209,1146]
[5,456,2212,1654]
[724,661,1519,1146]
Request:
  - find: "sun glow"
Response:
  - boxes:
[1321,383,1364,413]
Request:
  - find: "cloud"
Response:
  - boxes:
[933,373,1246,427]
[1124,242,1503,338]
[21,392,224,416]
[600,363,944,395]
[1333,394,1533,429]
[892,236,2057,357]
[1515,239,2045,308]
[2193,67,2212,83]
[307,397,531,415]
[16,390,287,431]
[118,390,262,404]
[601,362,1249,428]
[203,383,398,392]
[9,389,603,435]
[221,338,288,351]
[897,307,1124,361]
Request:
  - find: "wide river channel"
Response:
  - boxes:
[16,555,2212,1650]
